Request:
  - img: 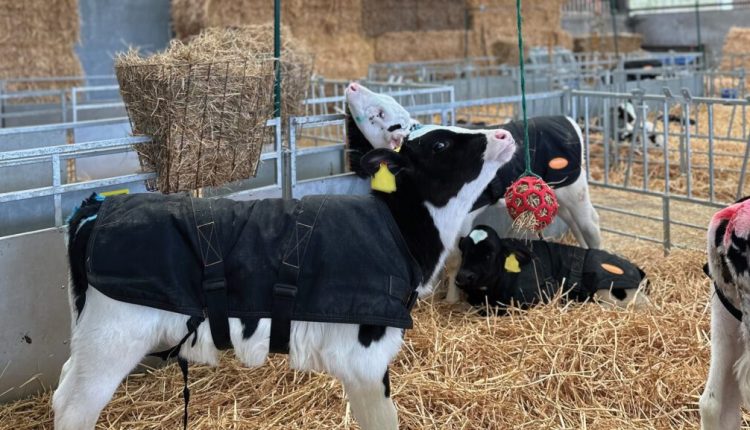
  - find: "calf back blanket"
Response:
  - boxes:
[85,193,422,352]
[473,116,582,210]
[465,239,645,309]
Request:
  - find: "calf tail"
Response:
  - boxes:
[66,193,104,319]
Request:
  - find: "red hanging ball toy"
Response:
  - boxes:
[504,175,559,231]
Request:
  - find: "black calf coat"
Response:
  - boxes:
[464,239,645,309]
[85,193,421,328]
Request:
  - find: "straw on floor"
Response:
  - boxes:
[0,234,729,429]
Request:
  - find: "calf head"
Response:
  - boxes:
[359,126,516,286]
[455,225,530,301]
[457,226,518,288]
[360,125,515,207]
[345,82,415,150]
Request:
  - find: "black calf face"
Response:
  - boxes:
[401,128,491,207]
[456,226,503,292]
[360,127,493,207]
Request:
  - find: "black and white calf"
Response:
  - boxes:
[53,125,516,430]
[700,196,750,430]
[455,225,649,312]
[345,82,601,302]
[614,101,664,149]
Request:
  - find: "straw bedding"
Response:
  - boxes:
[720,27,750,71]
[115,25,313,193]
[0,232,734,429]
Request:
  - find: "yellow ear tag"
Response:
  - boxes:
[504,253,521,273]
[370,145,400,193]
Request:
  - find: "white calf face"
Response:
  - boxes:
[345,82,412,150]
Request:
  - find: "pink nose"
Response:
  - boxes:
[348,82,359,92]
[495,129,511,142]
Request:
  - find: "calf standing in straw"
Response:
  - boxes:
[53,125,517,429]
[700,196,750,429]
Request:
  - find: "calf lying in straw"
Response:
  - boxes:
[344,82,601,303]
[53,125,516,430]
[454,225,649,312]
[700,196,750,429]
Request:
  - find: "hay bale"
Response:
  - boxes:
[171,0,210,41]
[172,0,366,78]
[374,30,468,63]
[573,33,643,53]
[115,25,313,193]
[305,33,374,79]
[361,0,465,37]
[0,0,79,47]
[0,44,83,93]
[470,0,570,59]
[172,0,363,41]
[0,0,83,97]
[491,30,573,65]
[720,27,750,70]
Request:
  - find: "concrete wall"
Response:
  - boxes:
[76,0,172,78]
[628,8,750,65]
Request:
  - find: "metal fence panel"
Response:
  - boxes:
[0,227,70,403]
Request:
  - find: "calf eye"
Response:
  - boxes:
[432,141,448,152]
[378,110,385,119]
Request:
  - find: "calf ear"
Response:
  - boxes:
[458,236,470,252]
[360,148,409,177]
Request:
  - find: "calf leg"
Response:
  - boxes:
[556,205,587,248]
[343,369,398,430]
[554,175,601,249]
[444,210,482,303]
[444,250,462,304]
[53,290,157,430]
[700,293,743,430]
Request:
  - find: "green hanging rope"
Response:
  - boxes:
[515,0,534,178]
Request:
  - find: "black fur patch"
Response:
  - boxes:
[358,325,386,347]
[67,193,104,318]
[383,367,391,398]
[611,288,627,300]
[345,107,374,177]
[727,233,749,276]
[241,318,259,339]
[720,256,734,284]
[715,219,729,249]
[401,129,484,208]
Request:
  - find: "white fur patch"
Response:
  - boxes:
[407,124,487,140]
[469,229,488,244]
